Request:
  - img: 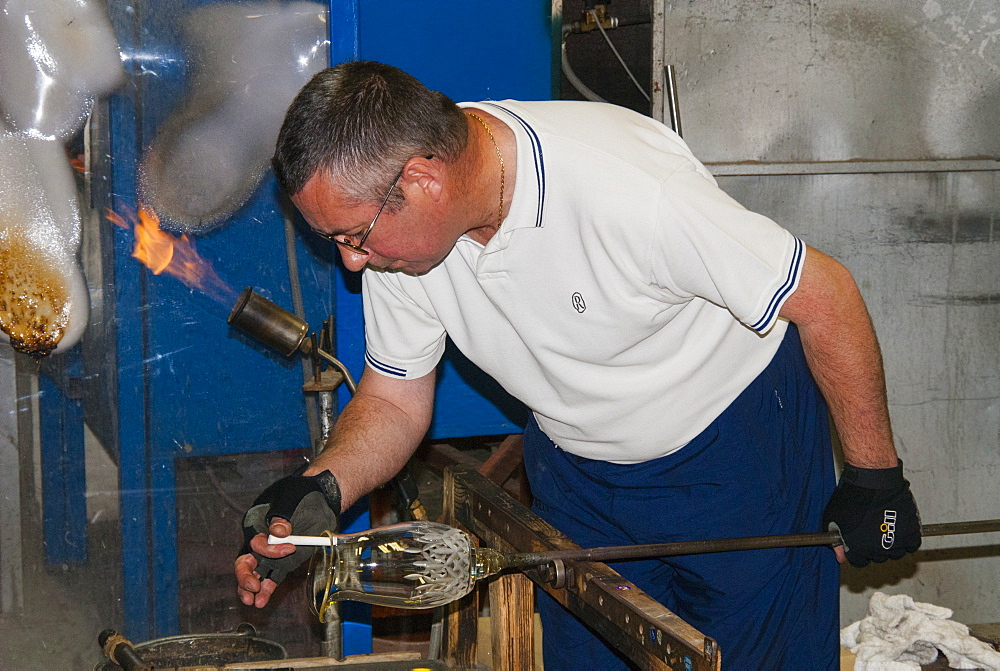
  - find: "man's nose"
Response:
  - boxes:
[338,247,369,272]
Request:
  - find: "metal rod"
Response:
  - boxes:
[315,348,357,394]
[664,64,682,136]
[506,519,1000,568]
[708,158,1000,177]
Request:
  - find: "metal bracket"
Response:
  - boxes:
[525,558,573,589]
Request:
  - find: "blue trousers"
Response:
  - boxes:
[523,326,840,670]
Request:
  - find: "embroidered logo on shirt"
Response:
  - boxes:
[571,292,586,313]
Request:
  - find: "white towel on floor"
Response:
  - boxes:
[842,592,1000,670]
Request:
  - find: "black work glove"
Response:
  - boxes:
[822,460,921,568]
[241,466,341,584]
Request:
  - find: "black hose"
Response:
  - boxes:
[98,629,152,671]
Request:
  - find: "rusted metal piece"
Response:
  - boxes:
[446,464,721,671]
[300,367,343,393]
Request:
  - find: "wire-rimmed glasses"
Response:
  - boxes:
[314,155,434,254]
[314,167,403,255]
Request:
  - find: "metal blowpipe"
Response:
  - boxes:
[503,518,1000,565]
[278,519,1000,613]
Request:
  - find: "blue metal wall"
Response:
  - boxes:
[337,1,556,436]
[105,6,335,633]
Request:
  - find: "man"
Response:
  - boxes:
[235,61,921,669]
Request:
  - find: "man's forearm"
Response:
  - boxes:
[302,368,435,510]
[780,247,899,469]
[798,307,898,468]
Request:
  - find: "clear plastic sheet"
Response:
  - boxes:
[0,0,124,140]
[0,0,123,354]
[139,1,329,232]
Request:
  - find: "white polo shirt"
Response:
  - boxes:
[362,100,804,463]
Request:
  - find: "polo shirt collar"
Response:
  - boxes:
[459,102,546,253]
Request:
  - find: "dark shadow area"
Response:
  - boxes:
[560,0,653,116]
[841,544,1000,594]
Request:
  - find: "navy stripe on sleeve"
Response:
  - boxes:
[749,237,805,332]
[365,351,407,377]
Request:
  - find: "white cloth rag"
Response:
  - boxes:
[842,591,1000,670]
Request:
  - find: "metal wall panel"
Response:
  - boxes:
[339,0,556,438]
[722,169,1000,622]
[659,0,1000,164]
[657,0,1000,626]
[98,0,335,640]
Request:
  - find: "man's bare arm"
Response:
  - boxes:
[302,366,436,508]
[236,366,435,607]
[779,245,898,469]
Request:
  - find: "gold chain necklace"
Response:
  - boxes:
[465,112,505,228]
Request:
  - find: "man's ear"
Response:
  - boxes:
[400,155,443,203]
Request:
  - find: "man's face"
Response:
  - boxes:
[291,171,456,275]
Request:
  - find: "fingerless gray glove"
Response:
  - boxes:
[240,467,341,584]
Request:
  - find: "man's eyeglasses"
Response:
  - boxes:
[315,168,403,256]
[314,156,432,256]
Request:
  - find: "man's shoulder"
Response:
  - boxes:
[483,99,649,128]
[515,103,712,188]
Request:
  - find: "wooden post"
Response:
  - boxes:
[488,572,535,670]
[440,465,479,667]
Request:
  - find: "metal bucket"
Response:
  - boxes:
[95,624,287,670]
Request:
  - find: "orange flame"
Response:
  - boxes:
[70,154,86,174]
[106,205,235,303]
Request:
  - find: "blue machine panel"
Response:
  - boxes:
[334,0,556,438]
[103,0,336,639]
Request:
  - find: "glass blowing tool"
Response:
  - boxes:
[268,518,1000,616]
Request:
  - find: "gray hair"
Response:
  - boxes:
[272,61,468,209]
